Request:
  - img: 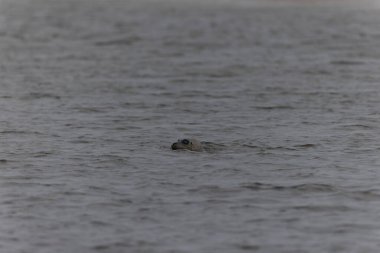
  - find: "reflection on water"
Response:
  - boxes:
[1,0,380,252]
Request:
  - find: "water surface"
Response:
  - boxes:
[1,0,380,252]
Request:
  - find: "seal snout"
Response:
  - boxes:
[171,143,178,150]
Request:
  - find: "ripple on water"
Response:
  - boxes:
[241,182,338,193]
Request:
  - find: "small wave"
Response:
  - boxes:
[303,69,332,75]
[94,36,141,47]
[72,107,104,113]
[290,205,351,212]
[241,182,280,190]
[234,243,260,251]
[0,130,44,135]
[250,143,318,152]
[33,151,55,158]
[188,185,222,193]
[330,60,364,66]
[241,182,337,193]
[263,146,297,151]
[188,185,239,194]
[346,189,380,201]
[0,95,13,99]
[336,124,374,130]
[293,144,317,149]
[21,92,61,100]
[255,105,295,110]
[289,183,337,192]
[241,144,261,149]
[201,142,226,152]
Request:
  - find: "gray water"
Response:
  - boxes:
[1,0,380,252]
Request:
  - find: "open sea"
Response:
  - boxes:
[1,0,380,252]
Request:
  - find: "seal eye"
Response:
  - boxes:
[181,139,190,145]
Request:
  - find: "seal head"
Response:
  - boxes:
[171,138,203,152]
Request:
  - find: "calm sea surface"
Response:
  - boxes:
[1,0,380,252]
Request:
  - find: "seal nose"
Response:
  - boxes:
[171,143,178,150]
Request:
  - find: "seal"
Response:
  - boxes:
[171,138,203,152]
